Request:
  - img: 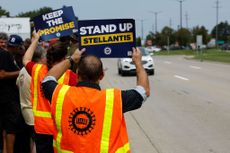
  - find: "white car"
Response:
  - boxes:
[145,46,161,54]
[117,47,155,76]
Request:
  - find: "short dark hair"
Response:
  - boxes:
[24,38,32,50]
[46,41,68,69]
[0,32,8,40]
[78,55,103,82]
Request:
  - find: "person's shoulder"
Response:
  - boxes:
[33,63,48,71]
[104,88,122,93]
[0,49,13,60]
[20,67,30,76]
[0,49,8,56]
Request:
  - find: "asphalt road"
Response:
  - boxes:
[100,56,230,153]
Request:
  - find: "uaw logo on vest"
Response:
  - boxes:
[78,19,136,58]
[68,107,96,136]
[32,6,78,41]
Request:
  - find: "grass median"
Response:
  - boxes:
[154,49,230,63]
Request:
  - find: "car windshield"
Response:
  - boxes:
[138,47,149,56]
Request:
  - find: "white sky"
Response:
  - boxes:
[1,0,230,38]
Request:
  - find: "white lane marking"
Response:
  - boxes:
[190,65,201,69]
[164,61,172,64]
[174,75,189,81]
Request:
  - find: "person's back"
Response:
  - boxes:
[0,48,19,94]
[23,31,78,153]
[51,85,129,153]
[42,48,150,153]
[0,33,21,153]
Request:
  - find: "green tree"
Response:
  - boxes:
[145,31,161,46]
[159,26,176,46]
[192,26,209,44]
[211,21,230,43]
[0,6,10,17]
[136,37,142,46]
[146,32,154,44]
[175,28,192,46]
[16,7,53,18]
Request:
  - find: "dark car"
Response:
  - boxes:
[221,43,230,50]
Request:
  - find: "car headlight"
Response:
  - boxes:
[147,57,153,62]
[122,58,131,62]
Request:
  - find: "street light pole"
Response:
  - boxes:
[141,19,144,40]
[177,0,185,29]
[215,0,220,47]
[136,19,146,45]
[185,11,189,29]
[149,11,161,34]
[154,12,159,33]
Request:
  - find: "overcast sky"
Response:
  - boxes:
[1,0,230,38]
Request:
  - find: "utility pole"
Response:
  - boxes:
[136,19,146,45]
[185,11,189,29]
[177,0,185,29]
[214,0,221,47]
[141,19,144,40]
[152,24,155,34]
[154,12,159,33]
[149,11,161,34]
[169,18,172,28]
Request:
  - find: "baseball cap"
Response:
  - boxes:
[8,34,23,47]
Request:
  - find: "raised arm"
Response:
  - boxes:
[132,47,150,97]
[23,30,40,66]
[46,48,85,80]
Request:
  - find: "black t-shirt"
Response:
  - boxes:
[0,49,20,102]
[42,81,144,113]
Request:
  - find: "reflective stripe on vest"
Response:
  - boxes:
[115,143,130,153]
[54,87,129,153]
[58,72,66,84]
[54,85,73,153]
[100,89,114,153]
[33,64,51,118]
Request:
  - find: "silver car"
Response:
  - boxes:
[117,47,155,76]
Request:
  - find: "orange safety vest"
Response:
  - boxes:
[51,85,130,153]
[31,64,72,135]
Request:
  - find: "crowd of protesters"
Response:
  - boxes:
[0,31,78,153]
[0,29,149,153]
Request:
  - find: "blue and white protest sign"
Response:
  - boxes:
[78,19,136,58]
[32,6,78,41]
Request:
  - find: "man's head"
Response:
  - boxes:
[23,38,31,50]
[32,45,46,63]
[7,34,24,54]
[77,55,104,83]
[145,39,153,47]
[0,32,8,50]
[8,34,23,47]
[46,41,68,69]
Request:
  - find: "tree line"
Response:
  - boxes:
[137,22,230,47]
[1,6,230,47]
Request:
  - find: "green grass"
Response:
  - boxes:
[154,49,230,63]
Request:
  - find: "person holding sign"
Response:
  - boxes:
[23,31,78,153]
[78,19,136,58]
[32,6,78,42]
[41,48,150,153]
